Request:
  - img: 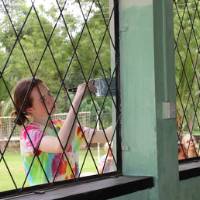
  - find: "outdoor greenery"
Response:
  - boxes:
[0,0,114,127]
[0,148,104,192]
[0,0,115,193]
[174,0,200,133]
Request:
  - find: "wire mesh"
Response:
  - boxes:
[174,0,200,161]
[0,0,120,194]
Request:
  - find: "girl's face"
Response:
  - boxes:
[182,135,196,150]
[182,135,198,158]
[28,83,55,121]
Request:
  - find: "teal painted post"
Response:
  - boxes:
[120,2,159,199]
[110,1,177,200]
[153,1,178,200]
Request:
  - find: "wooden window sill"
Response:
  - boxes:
[3,175,154,200]
[179,160,200,180]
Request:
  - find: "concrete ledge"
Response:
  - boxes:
[179,160,200,180]
[1,175,154,200]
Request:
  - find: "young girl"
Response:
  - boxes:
[98,143,116,173]
[13,78,113,186]
[179,134,199,159]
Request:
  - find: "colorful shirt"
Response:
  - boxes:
[20,120,84,186]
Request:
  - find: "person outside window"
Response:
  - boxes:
[12,78,113,186]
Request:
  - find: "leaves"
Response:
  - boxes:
[175,0,200,131]
[0,0,113,117]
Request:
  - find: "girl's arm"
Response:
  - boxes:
[83,126,113,144]
[39,82,95,153]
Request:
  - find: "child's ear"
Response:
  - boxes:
[26,107,33,114]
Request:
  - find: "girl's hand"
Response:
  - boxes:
[76,80,96,98]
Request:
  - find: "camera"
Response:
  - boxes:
[67,77,116,97]
[94,77,116,97]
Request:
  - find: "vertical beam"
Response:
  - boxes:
[117,0,178,200]
[153,1,178,200]
[119,1,159,199]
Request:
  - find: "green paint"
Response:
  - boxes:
[153,1,178,200]
[117,2,159,200]
[109,0,200,199]
[179,177,200,200]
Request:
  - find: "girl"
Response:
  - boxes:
[98,143,116,173]
[180,134,199,159]
[13,78,112,186]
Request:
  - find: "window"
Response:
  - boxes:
[0,0,121,196]
[174,0,200,162]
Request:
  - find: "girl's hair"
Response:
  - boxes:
[12,78,43,126]
[181,134,198,148]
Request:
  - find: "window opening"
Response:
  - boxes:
[0,0,120,195]
[174,0,200,161]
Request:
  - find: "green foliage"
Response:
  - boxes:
[0,0,113,121]
[174,0,200,130]
[0,148,104,191]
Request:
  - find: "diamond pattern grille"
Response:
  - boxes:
[0,0,120,193]
[174,0,200,161]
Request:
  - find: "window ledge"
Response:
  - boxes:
[5,176,154,200]
[179,160,200,180]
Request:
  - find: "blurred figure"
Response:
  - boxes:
[179,134,199,160]
[178,142,186,160]
[98,143,116,173]
[12,78,112,186]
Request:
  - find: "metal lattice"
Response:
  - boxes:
[0,0,120,194]
[174,0,200,161]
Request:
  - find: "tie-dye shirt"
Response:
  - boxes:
[20,120,84,186]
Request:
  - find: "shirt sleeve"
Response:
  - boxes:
[20,125,43,155]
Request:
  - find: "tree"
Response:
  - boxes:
[174,0,200,133]
[0,0,114,117]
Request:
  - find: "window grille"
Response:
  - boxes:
[0,0,120,195]
[174,0,200,161]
